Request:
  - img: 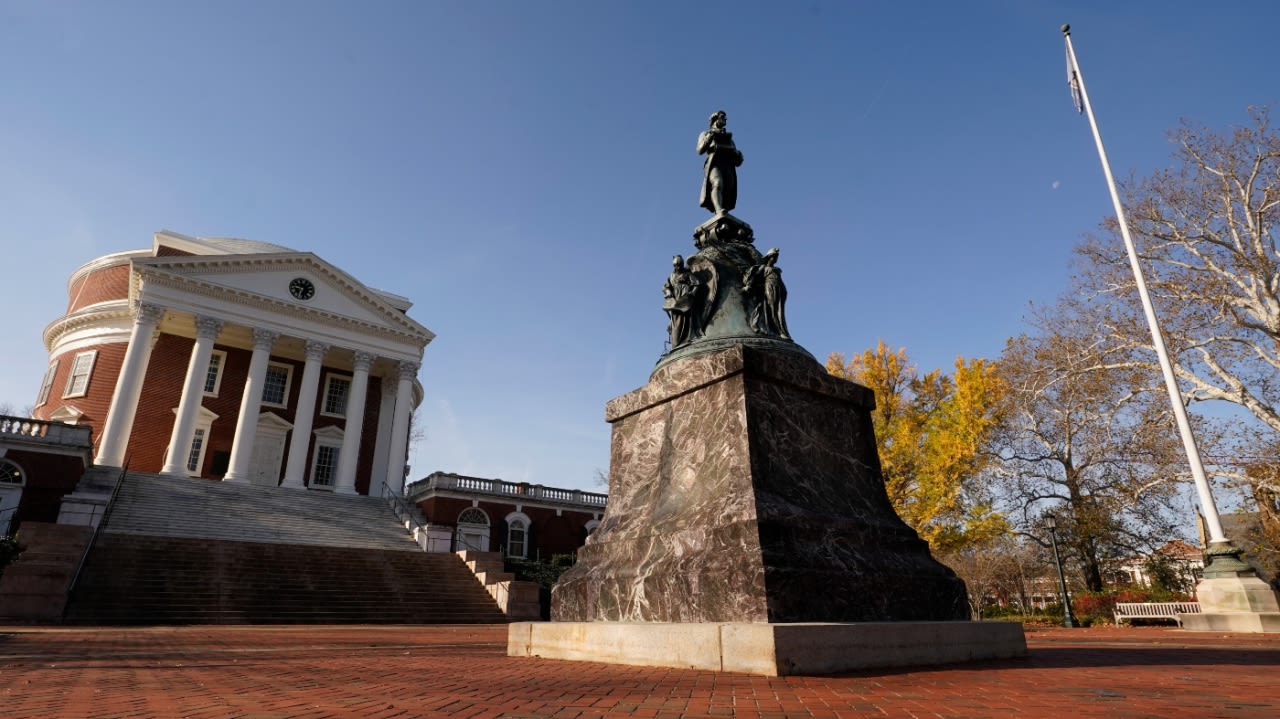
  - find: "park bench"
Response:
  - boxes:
[1113,601,1201,626]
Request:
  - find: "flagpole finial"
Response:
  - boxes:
[1061,24,1071,36]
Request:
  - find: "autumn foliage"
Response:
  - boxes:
[826,341,1006,554]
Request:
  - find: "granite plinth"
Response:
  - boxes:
[1180,575,1280,633]
[508,621,1027,676]
[552,345,969,624]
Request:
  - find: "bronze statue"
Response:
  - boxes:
[743,248,789,340]
[663,255,704,348]
[697,110,744,215]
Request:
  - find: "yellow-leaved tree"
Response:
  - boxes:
[826,341,1007,554]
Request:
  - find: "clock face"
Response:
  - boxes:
[289,277,316,301]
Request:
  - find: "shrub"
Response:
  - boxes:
[0,534,20,580]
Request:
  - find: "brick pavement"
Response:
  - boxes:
[0,623,1277,718]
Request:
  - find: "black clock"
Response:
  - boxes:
[289,277,316,301]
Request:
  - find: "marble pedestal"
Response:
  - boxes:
[513,345,1025,673]
[1181,575,1280,633]
[552,345,970,623]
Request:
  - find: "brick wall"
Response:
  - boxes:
[32,343,127,442]
[66,264,130,314]
[415,495,597,558]
[3,448,87,530]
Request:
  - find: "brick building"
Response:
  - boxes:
[408,472,605,559]
[31,229,434,501]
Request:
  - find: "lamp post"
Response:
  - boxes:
[1045,513,1076,628]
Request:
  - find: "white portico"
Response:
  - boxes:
[78,230,434,495]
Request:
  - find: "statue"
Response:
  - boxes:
[663,255,704,349]
[743,248,790,340]
[697,110,744,216]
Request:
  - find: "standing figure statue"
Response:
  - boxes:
[663,255,704,349]
[697,110,744,216]
[742,248,790,340]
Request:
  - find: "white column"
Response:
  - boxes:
[383,360,420,496]
[334,350,374,495]
[95,303,165,467]
[223,328,279,483]
[160,315,223,476]
[369,380,397,493]
[282,340,328,488]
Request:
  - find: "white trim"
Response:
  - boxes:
[168,406,218,477]
[319,373,352,418]
[504,511,533,559]
[309,425,344,490]
[48,405,84,424]
[35,360,59,407]
[203,349,228,397]
[260,361,294,408]
[62,350,97,398]
[0,458,25,486]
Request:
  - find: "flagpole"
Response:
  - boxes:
[1061,25,1231,549]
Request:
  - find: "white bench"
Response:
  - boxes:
[1113,601,1201,626]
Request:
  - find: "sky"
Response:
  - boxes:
[2,1,1277,492]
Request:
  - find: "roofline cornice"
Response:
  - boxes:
[43,300,132,351]
[67,250,151,293]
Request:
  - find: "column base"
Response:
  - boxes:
[509,621,1026,676]
[221,472,249,484]
[1182,575,1280,634]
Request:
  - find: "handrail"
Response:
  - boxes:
[381,481,450,552]
[62,462,130,619]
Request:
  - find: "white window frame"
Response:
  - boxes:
[309,425,344,490]
[505,511,532,559]
[62,351,97,399]
[320,373,353,418]
[36,361,59,407]
[260,361,294,409]
[203,350,228,397]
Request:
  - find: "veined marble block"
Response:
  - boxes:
[552,345,968,623]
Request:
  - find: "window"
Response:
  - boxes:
[36,361,58,407]
[321,375,352,417]
[260,362,293,407]
[186,428,207,474]
[203,350,228,396]
[63,351,97,398]
[0,459,22,485]
[458,508,489,526]
[507,519,527,558]
[312,445,339,488]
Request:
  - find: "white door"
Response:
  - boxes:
[249,433,286,486]
[0,486,21,535]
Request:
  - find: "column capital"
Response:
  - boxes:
[251,327,280,351]
[304,340,330,362]
[352,350,376,372]
[396,360,421,382]
[136,302,166,325]
[194,315,224,340]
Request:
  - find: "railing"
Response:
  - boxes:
[62,463,130,619]
[0,416,92,448]
[381,482,452,552]
[410,472,607,508]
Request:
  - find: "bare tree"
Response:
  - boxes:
[991,309,1187,592]
[1076,107,1280,496]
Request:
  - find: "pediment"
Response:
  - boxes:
[131,253,433,343]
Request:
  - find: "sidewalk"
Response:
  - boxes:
[0,623,1276,718]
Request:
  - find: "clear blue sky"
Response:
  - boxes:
[2,1,1276,491]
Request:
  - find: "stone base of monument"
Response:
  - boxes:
[1180,575,1280,633]
[508,621,1027,676]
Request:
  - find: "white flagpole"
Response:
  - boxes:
[1061,25,1229,546]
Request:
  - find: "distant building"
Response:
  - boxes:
[1104,540,1204,593]
[31,230,433,501]
[408,472,605,559]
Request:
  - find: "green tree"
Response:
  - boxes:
[826,341,1006,553]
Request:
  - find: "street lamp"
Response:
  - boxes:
[1045,513,1077,628]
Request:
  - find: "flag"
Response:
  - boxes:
[1065,42,1084,114]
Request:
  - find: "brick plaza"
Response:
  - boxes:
[1,624,1277,718]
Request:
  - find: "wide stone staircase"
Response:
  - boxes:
[61,471,507,625]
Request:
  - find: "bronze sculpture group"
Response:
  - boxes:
[662,111,790,352]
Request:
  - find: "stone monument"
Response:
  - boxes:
[509,112,1026,675]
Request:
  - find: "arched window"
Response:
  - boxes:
[504,511,532,559]
[456,507,490,552]
[0,459,24,535]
